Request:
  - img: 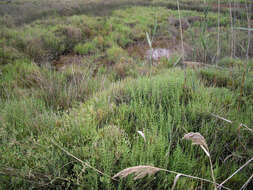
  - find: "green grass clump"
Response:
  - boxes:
[199,67,253,95]
[0,59,110,109]
[199,68,234,88]
[0,59,42,99]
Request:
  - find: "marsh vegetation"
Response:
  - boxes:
[0,0,252,189]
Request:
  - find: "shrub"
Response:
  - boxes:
[113,58,135,80]
[217,57,243,68]
[199,68,233,88]
[106,46,128,64]
[0,59,42,89]
[56,25,83,51]
[74,41,97,55]
[25,37,48,62]
[0,46,24,65]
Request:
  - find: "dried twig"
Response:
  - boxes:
[210,113,233,124]
[229,0,235,58]
[217,0,221,64]
[210,113,253,133]
[0,167,61,187]
[218,157,253,189]
[176,0,187,86]
[171,174,181,190]
[137,130,146,142]
[239,174,253,190]
[51,140,117,181]
[239,123,253,133]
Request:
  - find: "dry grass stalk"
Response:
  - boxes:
[210,113,253,133]
[183,132,217,190]
[137,130,146,142]
[238,1,251,111]
[239,123,253,133]
[176,0,187,86]
[176,0,185,62]
[245,1,251,62]
[217,0,221,64]
[239,174,253,190]
[51,140,117,181]
[113,165,231,189]
[218,157,253,189]
[210,113,233,124]
[229,0,235,58]
[171,174,182,190]
[0,167,53,187]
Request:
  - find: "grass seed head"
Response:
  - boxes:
[113,165,161,180]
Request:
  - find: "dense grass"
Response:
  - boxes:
[0,0,252,189]
[1,68,252,189]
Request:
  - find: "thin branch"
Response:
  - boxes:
[217,0,221,64]
[240,123,253,133]
[229,0,234,58]
[245,1,251,62]
[176,0,185,62]
[234,27,253,31]
[0,167,62,188]
[114,165,231,190]
[218,157,253,188]
[239,174,253,190]
[171,174,181,190]
[210,113,233,124]
[51,140,117,181]
[209,156,217,190]
[158,168,230,190]
[176,0,187,87]
[210,113,253,133]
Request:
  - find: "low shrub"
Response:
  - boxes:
[74,41,97,55]
[106,46,128,64]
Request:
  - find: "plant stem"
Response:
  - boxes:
[209,156,217,190]
[176,0,186,86]
[229,0,234,58]
[217,0,221,64]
